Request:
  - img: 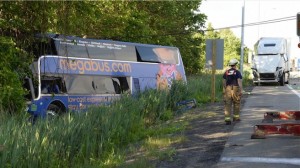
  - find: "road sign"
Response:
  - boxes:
[205,39,224,70]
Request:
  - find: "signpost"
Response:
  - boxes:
[206,39,224,102]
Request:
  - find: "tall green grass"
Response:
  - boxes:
[187,71,224,103]
[0,72,252,167]
[0,83,190,167]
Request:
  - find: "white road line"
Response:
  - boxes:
[221,157,300,165]
[287,84,300,98]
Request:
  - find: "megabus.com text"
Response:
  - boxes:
[59,59,132,74]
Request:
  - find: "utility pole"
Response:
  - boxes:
[240,0,245,75]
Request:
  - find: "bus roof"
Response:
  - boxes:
[35,33,178,49]
[34,33,181,64]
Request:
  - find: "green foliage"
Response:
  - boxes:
[242,64,254,87]
[219,29,241,66]
[137,89,168,125]
[0,81,190,167]
[186,72,223,103]
[203,24,249,68]
[205,23,220,39]
[0,37,28,114]
[168,80,191,110]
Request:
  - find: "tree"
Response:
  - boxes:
[205,23,219,39]
[219,29,241,67]
[0,1,207,72]
[0,37,28,114]
[203,24,249,70]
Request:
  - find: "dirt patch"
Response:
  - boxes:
[155,87,253,168]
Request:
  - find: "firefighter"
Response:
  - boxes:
[223,58,243,125]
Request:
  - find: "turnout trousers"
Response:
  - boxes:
[224,85,241,122]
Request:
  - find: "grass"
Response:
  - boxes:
[0,69,253,168]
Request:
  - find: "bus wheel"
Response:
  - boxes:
[47,104,64,119]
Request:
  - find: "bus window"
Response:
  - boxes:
[93,76,114,94]
[64,75,95,94]
[63,75,130,95]
[113,45,137,61]
[93,76,127,94]
[104,78,115,94]
[54,38,137,61]
[136,46,179,64]
[111,77,130,93]
[153,47,178,64]
[112,78,121,94]
[95,77,130,94]
[41,77,65,94]
[56,42,102,58]
[136,46,160,63]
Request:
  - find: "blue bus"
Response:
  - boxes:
[24,34,187,118]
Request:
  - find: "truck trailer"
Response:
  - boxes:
[251,37,290,86]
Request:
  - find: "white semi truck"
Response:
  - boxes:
[251,37,290,86]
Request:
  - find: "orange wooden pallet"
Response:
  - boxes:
[251,122,300,139]
[262,111,300,123]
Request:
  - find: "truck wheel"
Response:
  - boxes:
[285,72,290,84]
[279,73,285,86]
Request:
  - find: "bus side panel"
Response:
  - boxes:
[67,95,120,112]
[29,95,121,116]
[29,95,68,117]
[130,63,185,92]
[41,57,186,86]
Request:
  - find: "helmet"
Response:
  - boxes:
[228,58,239,66]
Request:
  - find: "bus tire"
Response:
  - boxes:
[46,103,65,119]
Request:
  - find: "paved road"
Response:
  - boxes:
[216,73,300,168]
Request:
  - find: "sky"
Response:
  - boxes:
[199,0,300,60]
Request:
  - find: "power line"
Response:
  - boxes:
[90,16,297,40]
[209,16,296,31]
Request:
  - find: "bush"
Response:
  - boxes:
[0,37,27,115]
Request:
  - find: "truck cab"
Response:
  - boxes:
[251,37,290,86]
